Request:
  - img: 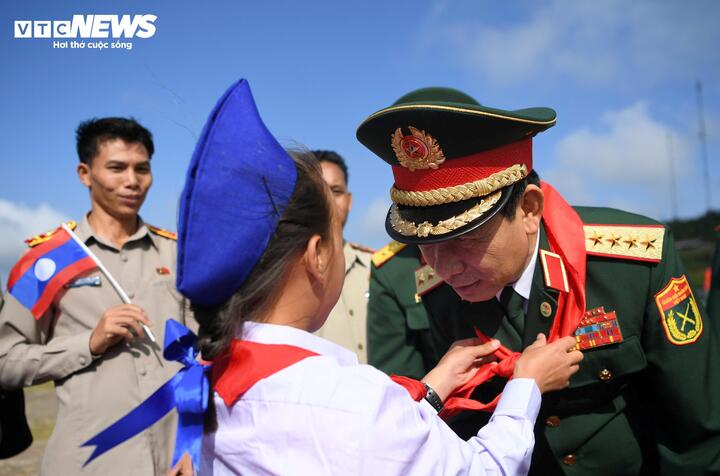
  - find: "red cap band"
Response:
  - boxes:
[392,138,532,192]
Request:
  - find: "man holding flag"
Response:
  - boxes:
[0,117,193,475]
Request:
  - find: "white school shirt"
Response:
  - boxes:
[200,322,541,476]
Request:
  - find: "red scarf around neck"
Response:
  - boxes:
[212,340,319,407]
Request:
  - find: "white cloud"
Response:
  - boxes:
[555,102,692,182]
[346,196,392,250]
[543,102,694,217]
[0,199,69,283]
[428,0,720,85]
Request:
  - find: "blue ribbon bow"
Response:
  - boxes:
[82,320,209,469]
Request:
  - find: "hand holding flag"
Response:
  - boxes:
[7,223,156,343]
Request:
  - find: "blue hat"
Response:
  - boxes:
[176,79,297,306]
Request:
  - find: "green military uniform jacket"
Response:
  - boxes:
[367,243,439,380]
[422,207,720,475]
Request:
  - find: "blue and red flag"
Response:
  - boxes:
[7,227,96,319]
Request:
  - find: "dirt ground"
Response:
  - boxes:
[1,382,57,476]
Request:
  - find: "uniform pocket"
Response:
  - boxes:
[569,335,647,388]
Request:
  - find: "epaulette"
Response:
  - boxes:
[349,242,374,255]
[415,264,443,297]
[147,224,177,241]
[584,224,664,263]
[372,240,407,268]
[25,221,77,248]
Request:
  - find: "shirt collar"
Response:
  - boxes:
[496,232,540,301]
[240,321,359,366]
[76,213,155,249]
[343,241,370,273]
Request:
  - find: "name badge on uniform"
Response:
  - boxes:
[572,306,623,351]
[66,275,102,288]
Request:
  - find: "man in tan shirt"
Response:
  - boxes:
[312,151,373,363]
[0,117,193,475]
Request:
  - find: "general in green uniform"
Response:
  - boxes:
[357,87,720,475]
[367,241,439,380]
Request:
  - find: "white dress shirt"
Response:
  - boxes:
[496,232,541,309]
[200,322,541,476]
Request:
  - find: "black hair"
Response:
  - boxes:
[500,169,541,219]
[192,150,334,362]
[312,150,349,185]
[75,117,154,164]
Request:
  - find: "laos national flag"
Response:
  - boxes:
[7,228,96,319]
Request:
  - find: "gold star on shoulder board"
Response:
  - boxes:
[640,236,657,250]
[588,230,604,247]
[623,235,638,249]
[605,233,622,248]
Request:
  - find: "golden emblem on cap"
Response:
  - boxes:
[391,126,446,171]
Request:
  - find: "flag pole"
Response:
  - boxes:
[61,224,157,343]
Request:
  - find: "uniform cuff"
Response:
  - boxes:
[62,330,96,373]
[492,378,541,424]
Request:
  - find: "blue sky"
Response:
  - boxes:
[1,0,719,281]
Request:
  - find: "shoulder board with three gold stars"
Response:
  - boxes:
[25,221,77,248]
[147,224,177,241]
[372,240,407,268]
[584,224,665,262]
[349,242,374,255]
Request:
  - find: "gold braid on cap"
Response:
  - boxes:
[391,164,527,207]
[390,191,502,238]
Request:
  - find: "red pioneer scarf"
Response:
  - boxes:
[392,181,587,418]
[212,339,319,407]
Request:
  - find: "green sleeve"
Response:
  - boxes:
[642,228,720,473]
[367,261,437,380]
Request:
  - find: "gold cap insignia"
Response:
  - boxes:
[391,126,446,171]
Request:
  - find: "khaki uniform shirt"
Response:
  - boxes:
[0,215,194,475]
[315,242,372,363]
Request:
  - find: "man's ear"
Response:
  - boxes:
[347,191,353,214]
[520,184,544,235]
[77,163,91,188]
[304,234,326,280]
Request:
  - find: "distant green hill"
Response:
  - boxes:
[666,210,719,302]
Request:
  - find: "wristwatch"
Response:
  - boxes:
[423,383,444,413]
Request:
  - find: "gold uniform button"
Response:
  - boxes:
[599,368,613,381]
[357,344,364,350]
[563,454,577,465]
[545,415,561,428]
[349,309,354,316]
[540,301,552,317]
